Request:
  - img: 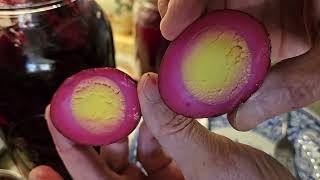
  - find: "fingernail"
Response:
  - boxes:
[228,103,256,132]
[44,105,50,120]
[233,102,264,131]
[234,111,241,130]
[142,73,161,103]
[227,106,239,130]
[160,20,176,41]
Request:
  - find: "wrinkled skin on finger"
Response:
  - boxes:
[137,73,295,180]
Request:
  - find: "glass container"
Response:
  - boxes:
[0,0,116,178]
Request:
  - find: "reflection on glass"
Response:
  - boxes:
[0,0,115,178]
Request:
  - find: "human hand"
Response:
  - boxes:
[28,105,184,180]
[158,0,320,131]
[30,73,295,180]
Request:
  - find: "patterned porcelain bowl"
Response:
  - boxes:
[208,109,320,180]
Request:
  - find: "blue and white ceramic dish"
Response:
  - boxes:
[208,109,320,180]
[129,109,320,180]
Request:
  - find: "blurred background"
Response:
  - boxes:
[0,0,319,179]
[96,0,169,80]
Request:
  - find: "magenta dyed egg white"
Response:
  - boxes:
[50,68,141,145]
[159,10,271,118]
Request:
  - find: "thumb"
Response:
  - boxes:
[29,166,63,180]
[137,73,215,177]
[228,46,320,131]
[159,0,207,40]
[137,73,294,180]
[137,73,195,138]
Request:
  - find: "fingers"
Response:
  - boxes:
[29,165,63,180]
[137,122,184,180]
[159,0,207,40]
[228,48,320,131]
[121,164,145,180]
[158,0,169,18]
[45,106,119,180]
[138,73,295,179]
[137,122,171,174]
[100,138,129,173]
[137,73,194,139]
[137,73,213,176]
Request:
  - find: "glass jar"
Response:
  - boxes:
[0,0,115,178]
[134,0,169,74]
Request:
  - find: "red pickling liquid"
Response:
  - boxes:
[0,114,9,126]
[0,0,115,178]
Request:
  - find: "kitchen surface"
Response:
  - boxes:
[0,0,319,179]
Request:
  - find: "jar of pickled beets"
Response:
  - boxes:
[0,0,115,178]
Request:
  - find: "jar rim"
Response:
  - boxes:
[0,0,76,16]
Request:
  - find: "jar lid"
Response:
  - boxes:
[0,0,72,11]
[0,0,74,16]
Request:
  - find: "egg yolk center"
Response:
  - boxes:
[71,77,125,133]
[182,28,251,103]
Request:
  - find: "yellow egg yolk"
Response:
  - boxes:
[182,28,251,103]
[71,77,125,133]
